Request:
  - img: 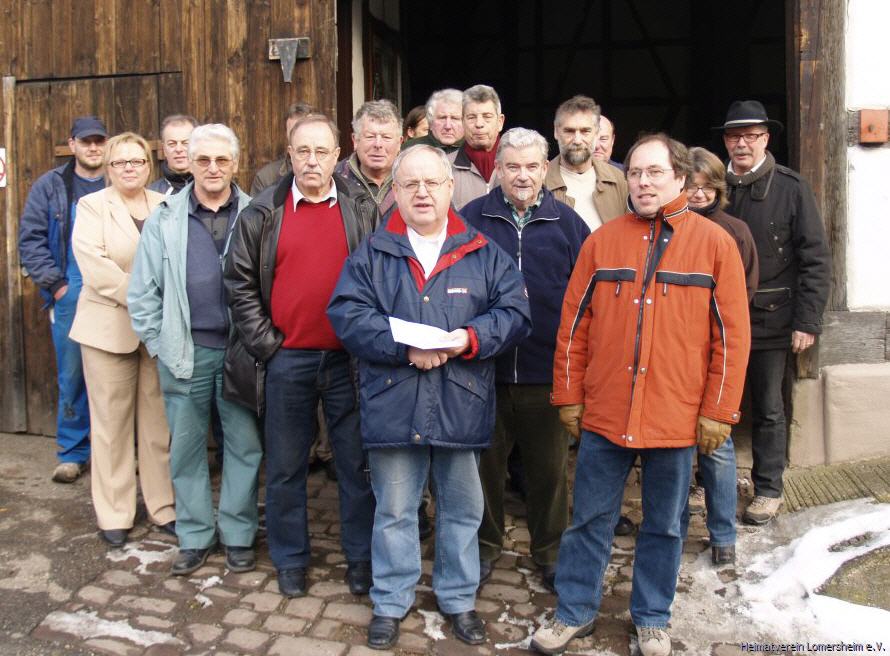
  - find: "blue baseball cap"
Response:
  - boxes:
[70,116,108,140]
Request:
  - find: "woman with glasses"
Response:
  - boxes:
[682,146,758,566]
[69,132,176,548]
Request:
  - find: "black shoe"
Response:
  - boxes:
[445,610,486,645]
[711,544,736,566]
[171,546,213,576]
[479,559,493,585]
[324,459,338,481]
[157,521,176,537]
[614,515,635,536]
[540,564,556,593]
[100,529,128,548]
[277,567,307,598]
[418,502,433,541]
[346,560,372,595]
[225,546,256,573]
[367,615,400,650]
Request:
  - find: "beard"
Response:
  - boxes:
[561,144,592,167]
[75,153,104,174]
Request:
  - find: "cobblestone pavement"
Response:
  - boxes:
[1,431,748,655]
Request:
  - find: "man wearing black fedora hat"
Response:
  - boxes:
[715,100,830,525]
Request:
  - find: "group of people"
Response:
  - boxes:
[18,83,829,656]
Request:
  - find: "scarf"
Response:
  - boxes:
[463,136,500,183]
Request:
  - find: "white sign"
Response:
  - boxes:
[0,147,6,188]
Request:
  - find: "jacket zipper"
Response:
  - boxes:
[625,220,657,435]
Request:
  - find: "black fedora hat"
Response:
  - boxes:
[712,100,784,133]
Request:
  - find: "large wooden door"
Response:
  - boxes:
[1,0,338,434]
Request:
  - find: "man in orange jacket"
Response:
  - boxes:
[531,134,750,656]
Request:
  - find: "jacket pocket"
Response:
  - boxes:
[222,335,266,417]
[362,364,416,400]
[594,267,636,298]
[751,287,793,329]
[444,364,489,402]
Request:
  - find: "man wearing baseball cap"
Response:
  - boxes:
[715,100,830,524]
[19,115,108,483]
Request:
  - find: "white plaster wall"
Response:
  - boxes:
[846,0,890,108]
[846,149,890,310]
[845,0,890,310]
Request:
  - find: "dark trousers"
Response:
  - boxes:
[747,348,789,498]
[264,348,374,570]
[478,384,568,566]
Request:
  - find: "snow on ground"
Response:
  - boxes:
[41,610,183,647]
[105,539,177,575]
[671,498,890,651]
[417,608,447,640]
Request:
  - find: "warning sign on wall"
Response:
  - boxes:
[0,147,7,188]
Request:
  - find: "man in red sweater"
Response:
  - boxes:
[224,115,379,599]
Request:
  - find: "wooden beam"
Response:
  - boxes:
[1,75,27,431]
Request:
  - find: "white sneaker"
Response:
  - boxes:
[742,495,783,525]
[636,626,672,656]
[530,617,595,654]
[688,485,706,515]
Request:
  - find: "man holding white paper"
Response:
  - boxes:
[327,144,531,650]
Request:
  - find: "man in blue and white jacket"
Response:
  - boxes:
[328,144,531,651]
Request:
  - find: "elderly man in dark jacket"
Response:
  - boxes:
[328,144,531,650]
[460,127,589,592]
[224,115,378,600]
[716,100,830,525]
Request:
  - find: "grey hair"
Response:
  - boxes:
[554,95,601,127]
[425,88,463,123]
[496,127,548,162]
[462,84,501,115]
[392,145,454,183]
[188,123,240,160]
[352,99,402,135]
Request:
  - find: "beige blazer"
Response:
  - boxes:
[69,186,165,353]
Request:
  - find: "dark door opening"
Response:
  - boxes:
[399,0,787,164]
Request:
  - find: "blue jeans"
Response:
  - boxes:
[264,349,374,571]
[682,438,738,547]
[158,346,262,549]
[554,431,694,628]
[49,284,90,464]
[368,446,483,618]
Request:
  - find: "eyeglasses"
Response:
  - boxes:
[109,158,148,169]
[397,178,448,193]
[291,147,334,162]
[627,167,673,181]
[724,132,767,145]
[192,156,234,169]
[686,184,716,195]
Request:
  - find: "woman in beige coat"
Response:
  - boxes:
[70,132,175,547]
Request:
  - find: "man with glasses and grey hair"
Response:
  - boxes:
[335,99,401,217]
[128,123,262,577]
[328,144,531,650]
[448,84,506,208]
[224,114,378,600]
[403,88,465,153]
[716,99,830,525]
[460,127,588,593]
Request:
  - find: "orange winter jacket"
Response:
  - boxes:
[551,194,751,449]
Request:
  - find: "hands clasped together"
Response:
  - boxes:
[407,329,469,370]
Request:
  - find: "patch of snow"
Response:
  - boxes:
[193,593,212,608]
[517,567,550,594]
[670,499,890,651]
[493,610,550,651]
[41,610,182,647]
[417,609,446,640]
[105,539,176,575]
[193,575,223,592]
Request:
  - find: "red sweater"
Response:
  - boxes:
[270,193,348,349]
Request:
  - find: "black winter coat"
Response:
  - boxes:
[726,153,830,350]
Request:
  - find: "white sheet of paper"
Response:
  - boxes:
[389,316,462,350]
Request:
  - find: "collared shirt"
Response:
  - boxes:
[188,184,239,252]
[407,224,448,278]
[728,154,768,176]
[504,190,543,229]
[291,177,338,211]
